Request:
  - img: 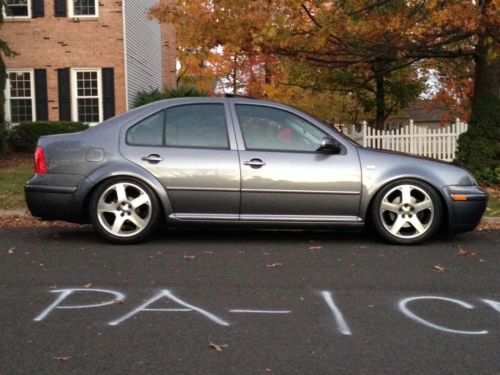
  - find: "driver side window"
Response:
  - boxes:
[235,105,327,152]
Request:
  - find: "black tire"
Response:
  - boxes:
[371,178,443,245]
[89,177,160,244]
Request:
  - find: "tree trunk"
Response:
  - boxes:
[374,64,385,130]
[472,1,499,110]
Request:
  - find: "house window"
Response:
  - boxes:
[69,0,98,17]
[4,0,31,18]
[4,70,35,123]
[71,68,102,124]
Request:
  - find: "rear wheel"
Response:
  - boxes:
[89,178,160,244]
[371,179,442,245]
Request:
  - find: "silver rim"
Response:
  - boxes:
[96,182,152,238]
[379,184,434,239]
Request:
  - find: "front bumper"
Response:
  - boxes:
[444,185,488,233]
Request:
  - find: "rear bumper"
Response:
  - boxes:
[444,186,488,233]
[24,174,86,223]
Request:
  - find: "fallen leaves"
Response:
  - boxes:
[266,262,283,268]
[84,283,93,288]
[457,249,477,257]
[433,265,446,272]
[184,255,195,260]
[208,341,228,352]
[53,356,72,363]
[7,247,15,254]
[456,244,477,257]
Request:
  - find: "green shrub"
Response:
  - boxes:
[456,94,500,185]
[0,123,7,155]
[133,87,208,108]
[8,121,88,153]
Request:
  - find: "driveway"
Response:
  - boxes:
[1,226,499,374]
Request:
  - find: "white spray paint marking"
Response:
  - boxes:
[229,310,291,314]
[34,288,125,322]
[109,289,230,326]
[398,296,488,335]
[482,299,500,313]
[320,291,352,335]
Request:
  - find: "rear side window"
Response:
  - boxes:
[165,104,229,149]
[126,111,164,146]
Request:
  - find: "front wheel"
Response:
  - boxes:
[371,179,443,245]
[89,178,160,244]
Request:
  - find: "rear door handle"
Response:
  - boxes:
[142,154,164,163]
[243,158,266,168]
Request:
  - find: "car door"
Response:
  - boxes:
[120,101,241,220]
[231,102,362,221]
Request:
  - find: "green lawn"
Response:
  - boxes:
[0,159,33,210]
[0,156,499,216]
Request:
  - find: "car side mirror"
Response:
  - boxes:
[317,137,342,154]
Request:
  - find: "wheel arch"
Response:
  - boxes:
[362,175,449,230]
[76,163,174,223]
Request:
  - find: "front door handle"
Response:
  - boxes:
[243,158,266,168]
[142,154,164,163]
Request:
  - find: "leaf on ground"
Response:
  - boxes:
[309,245,322,251]
[184,255,195,260]
[84,283,92,288]
[433,265,446,272]
[53,356,72,362]
[7,247,15,254]
[208,341,228,352]
[457,249,477,257]
[115,299,125,305]
[267,262,283,268]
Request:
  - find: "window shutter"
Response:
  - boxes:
[32,0,45,18]
[57,68,71,121]
[102,68,115,120]
[54,0,67,17]
[34,69,49,121]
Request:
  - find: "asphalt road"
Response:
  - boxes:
[1,226,499,375]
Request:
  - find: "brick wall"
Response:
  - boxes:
[3,0,177,120]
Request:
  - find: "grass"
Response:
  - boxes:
[485,195,500,217]
[0,155,33,210]
[0,153,499,216]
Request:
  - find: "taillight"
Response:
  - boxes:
[34,145,47,174]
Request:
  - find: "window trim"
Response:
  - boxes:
[68,0,99,18]
[70,68,103,125]
[3,0,32,19]
[4,68,36,124]
[125,104,232,150]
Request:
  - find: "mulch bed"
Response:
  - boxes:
[0,153,32,169]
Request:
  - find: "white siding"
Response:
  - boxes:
[123,0,163,109]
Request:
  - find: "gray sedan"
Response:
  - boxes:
[25,97,488,244]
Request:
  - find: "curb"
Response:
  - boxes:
[0,209,499,222]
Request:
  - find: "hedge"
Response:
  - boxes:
[456,94,500,185]
[7,121,88,153]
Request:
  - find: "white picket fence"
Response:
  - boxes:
[343,119,468,162]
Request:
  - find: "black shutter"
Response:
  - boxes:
[102,68,115,120]
[54,0,67,17]
[57,68,71,121]
[32,0,45,18]
[34,69,49,121]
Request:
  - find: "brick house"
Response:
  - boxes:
[2,0,176,125]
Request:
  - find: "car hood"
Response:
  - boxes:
[357,147,477,187]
